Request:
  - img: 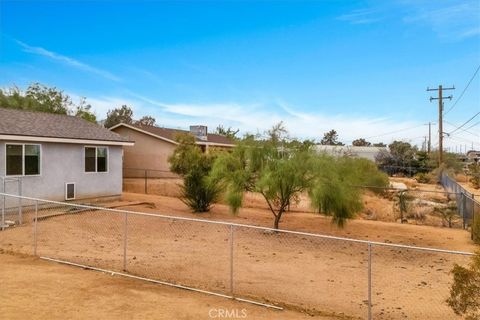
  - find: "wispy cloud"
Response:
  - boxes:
[337,8,382,25]
[118,93,428,145]
[402,0,480,39]
[16,40,121,82]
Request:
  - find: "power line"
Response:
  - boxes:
[465,120,480,131]
[448,111,480,135]
[444,120,479,137]
[444,64,480,116]
[364,124,427,139]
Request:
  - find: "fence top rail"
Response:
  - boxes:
[0,192,475,256]
[353,184,463,195]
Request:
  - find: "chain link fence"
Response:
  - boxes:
[377,165,435,177]
[441,172,480,242]
[123,168,181,196]
[0,192,475,319]
[0,177,23,228]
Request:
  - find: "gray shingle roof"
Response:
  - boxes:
[0,108,131,143]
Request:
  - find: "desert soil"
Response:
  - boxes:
[0,189,477,320]
[0,251,328,320]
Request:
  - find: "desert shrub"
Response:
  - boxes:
[168,133,221,212]
[469,163,480,189]
[447,251,480,320]
[393,190,414,223]
[433,201,459,228]
[415,172,431,183]
[211,125,389,229]
[473,214,480,245]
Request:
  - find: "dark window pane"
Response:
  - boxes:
[6,145,23,176]
[97,147,107,172]
[25,145,40,175]
[85,147,96,172]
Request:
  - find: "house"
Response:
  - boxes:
[110,123,235,177]
[0,108,134,201]
[466,150,480,163]
[314,145,387,162]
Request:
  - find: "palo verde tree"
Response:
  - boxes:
[168,133,221,212]
[447,251,480,320]
[210,124,389,229]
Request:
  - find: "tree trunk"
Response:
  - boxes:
[273,210,283,229]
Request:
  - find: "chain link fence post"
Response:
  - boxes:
[144,170,148,194]
[368,242,372,320]
[18,178,23,224]
[230,224,234,296]
[33,200,38,256]
[123,211,128,271]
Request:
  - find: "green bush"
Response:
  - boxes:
[447,251,480,319]
[168,133,221,212]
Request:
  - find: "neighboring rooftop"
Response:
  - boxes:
[0,108,132,144]
[111,123,235,146]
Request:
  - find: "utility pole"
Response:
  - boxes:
[427,85,454,165]
[428,122,432,153]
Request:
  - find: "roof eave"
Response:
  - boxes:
[0,134,134,146]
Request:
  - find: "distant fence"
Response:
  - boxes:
[378,165,435,177]
[440,171,480,242]
[123,168,180,195]
[0,192,475,320]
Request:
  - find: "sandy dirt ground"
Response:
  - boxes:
[456,174,480,198]
[0,191,477,320]
[124,177,465,228]
[0,251,328,320]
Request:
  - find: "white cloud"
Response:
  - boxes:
[16,40,121,82]
[116,94,431,145]
[70,90,476,148]
[337,8,382,25]
[402,1,480,39]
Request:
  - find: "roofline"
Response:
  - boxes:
[110,123,179,145]
[0,134,134,146]
[110,123,235,147]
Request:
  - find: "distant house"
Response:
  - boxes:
[0,108,134,201]
[110,123,235,176]
[466,150,480,163]
[314,145,387,162]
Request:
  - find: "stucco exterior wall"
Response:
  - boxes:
[112,126,177,173]
[0,140,123,201]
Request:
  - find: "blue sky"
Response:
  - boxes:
[0,0,479,149]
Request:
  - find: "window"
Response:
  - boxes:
[85,146,108,173]
[6,144,41,176]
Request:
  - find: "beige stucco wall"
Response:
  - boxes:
[112,126,177,175]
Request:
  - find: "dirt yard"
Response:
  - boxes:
[0,251,325,320]
[124,177,466,228]
[456,174,480,196]
[0,191,477,320]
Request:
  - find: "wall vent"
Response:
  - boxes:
[65,182,76,201]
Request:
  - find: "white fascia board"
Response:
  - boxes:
[0,135,134,146]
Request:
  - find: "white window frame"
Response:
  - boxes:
[5,143,42,177]
[84,146,109,173]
